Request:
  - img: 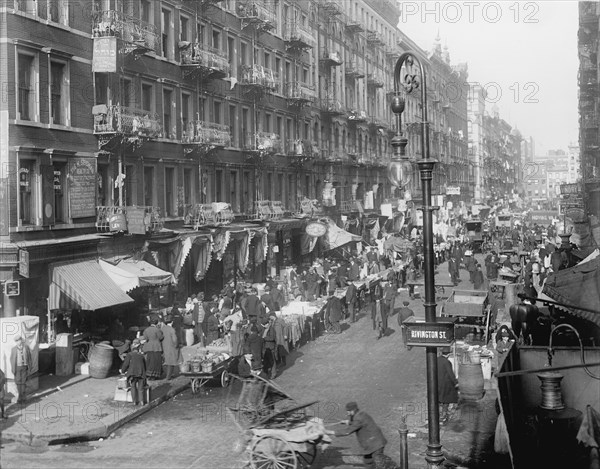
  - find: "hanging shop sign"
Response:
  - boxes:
[19,250,29,278]
[559,183,581,195]
[446,186,461,196]
[125,207,147,235]
[305,222,327,237]
[69,158,97,218]
[0,178,8,236]
[92,37,117,72]
[402,317,456,347]
[4,281,20,297]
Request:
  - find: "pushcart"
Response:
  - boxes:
[180,356,236,394]
[227,374,329,468]
[441,289,493,343]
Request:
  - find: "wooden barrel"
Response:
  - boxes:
[459,363,484,400]
[89,343,114,379]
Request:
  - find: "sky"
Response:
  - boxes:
[396,1,580,155]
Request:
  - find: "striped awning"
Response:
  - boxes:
[49,259,134,311]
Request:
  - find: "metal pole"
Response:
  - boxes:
[393,52,444,469]
[399,417,409,469]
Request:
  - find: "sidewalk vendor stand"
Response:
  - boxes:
[179,340,236,394]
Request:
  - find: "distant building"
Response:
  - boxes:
[578,2,600,217]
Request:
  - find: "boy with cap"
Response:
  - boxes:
[327,402,387,468]
[120,339,147,406]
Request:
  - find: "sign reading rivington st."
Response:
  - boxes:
[403,317,456,347]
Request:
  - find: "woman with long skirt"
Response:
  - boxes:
[142,316,164,380]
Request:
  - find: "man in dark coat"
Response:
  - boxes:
[382,280,396,322]
[260,286,276,314]
[328,402,387,468]
[448,256,459,285]
[473,264,485,290]
[271,284,285,311]
[243,288,261,322]
[120,339,147,406]
[345,280,358,323]
[397,301,414,326]
[437,348,458,423]
[326,295,343,329]
[509,297,541,345]
[348,258,360,282]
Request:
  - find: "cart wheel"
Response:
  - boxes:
[221,370,230,388]
[250,434,298,469]
[295,441,317,468]
[191,378,200,394]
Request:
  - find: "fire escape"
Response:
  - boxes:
[91,9,161,152]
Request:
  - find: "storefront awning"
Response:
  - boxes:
[49,259,134,311]
[99,258,175,293]
[542,250,600,326]
[322,218,362,251]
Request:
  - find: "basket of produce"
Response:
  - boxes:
[201,360,213,373]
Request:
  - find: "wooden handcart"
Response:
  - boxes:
[180,356,236,394]
[227,374,329,468]
[441,289,493,343]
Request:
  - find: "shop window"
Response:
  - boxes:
[17,52,37,121]
[19,160,35,225]
[53,162,67,223]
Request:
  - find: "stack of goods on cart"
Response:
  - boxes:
[206,336,232,354]
[184,349,231,373]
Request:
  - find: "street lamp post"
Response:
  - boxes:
[389,52,444,469]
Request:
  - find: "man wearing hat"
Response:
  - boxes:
[10,335,32,404]
[119,339,147,406]
[327,402,387,468]
[437,347,459,424]
[345,279,358,323]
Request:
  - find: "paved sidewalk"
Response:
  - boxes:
[0,373,189,445]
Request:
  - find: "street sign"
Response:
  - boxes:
[19,250,29,278]
[5,281,20,296]
[402,317,457,347]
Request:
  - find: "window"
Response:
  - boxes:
[212,28,221,50]
[125,164,136,206]
[229,104,237,147]
[182,92,192,138]
[243,171,251,213]
[277,173,283,202]
[140,0,152,24]
[264,52,271,69]
[215,169,224,201]
[144,166,155,206]
[264,113,272,133]
[19,160,35,225]
[165,167,175,217]
[241,107,249,147]
[141,83,154,112]
[229,171,239,212]
[48,0,68,25]
[163,88,174,138]
[287,174,295,210]
[17,53,37,121]
[50,61,69,125]
[240,42,248,65]
[180,15,189,42]
[228,36,236,76]
[120,76,133,108]
[161,8,173,59]
[95,73,108,105]
[183,168,193,207]
[199,96,207,121]
[214,101,222,124]
[266,173,273,200]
